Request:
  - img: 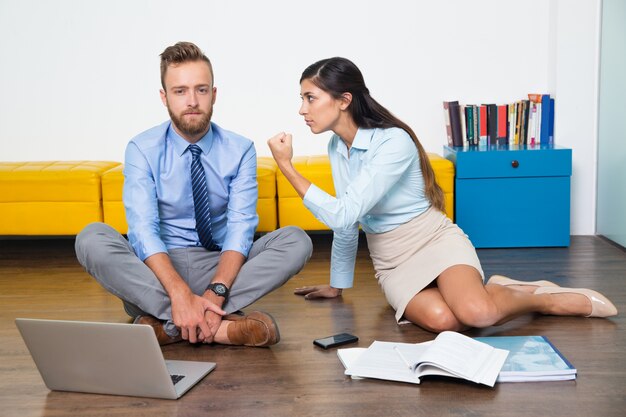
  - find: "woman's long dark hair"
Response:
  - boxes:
[301,57,445,213]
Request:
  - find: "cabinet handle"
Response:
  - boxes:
[511,160,520,168]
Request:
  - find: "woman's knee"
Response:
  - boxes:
[454,299,499,328]
[407,305,463,333]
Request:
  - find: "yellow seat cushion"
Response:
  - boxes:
[0,161,121,235]
[256,157,278,232]
[427,153,455,220]
[276,153,455,231]
[277,156,336,230]
[101,165,126,234]
[102,157,279,234]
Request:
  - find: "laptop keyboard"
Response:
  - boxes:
[170,374,185,385]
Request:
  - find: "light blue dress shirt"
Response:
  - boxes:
[303,127,430,288]
[123,121,258,261]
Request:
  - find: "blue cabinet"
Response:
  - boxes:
[444,145,572,248]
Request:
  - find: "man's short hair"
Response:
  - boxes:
[159,42,214,90]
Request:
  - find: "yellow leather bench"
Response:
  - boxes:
[101,157,279,234]
[0,161,121,235]
[276,153,455,230]
[0,154,453,235]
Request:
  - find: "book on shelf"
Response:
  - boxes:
[475,335,576,382]
[339,331,509,387]
[527,101,537,145]
[507,103,517,145]
[548,97,555,143]
[443,101,463,147]
[442,101,454,147]
[486,103,498,146]
[469,105,478,146]
[496,104,508,145]
[514,100,523,145]
[459,104,468,146]
[520,99,530,145]
[478,105,488,146]
[464,105,475,145]
[540,94,552,145]
[443,94,555,147]
[528,94,543,146]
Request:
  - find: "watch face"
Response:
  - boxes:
[211,283,228,297]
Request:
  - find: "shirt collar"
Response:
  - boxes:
[167,121,215,156]
[352,128,375,151]
[334,127,375,158]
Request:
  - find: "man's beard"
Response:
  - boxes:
[168,105,212,137]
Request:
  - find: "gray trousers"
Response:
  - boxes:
[75,223,312,336]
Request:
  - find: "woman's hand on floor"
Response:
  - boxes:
[294,285,342,299]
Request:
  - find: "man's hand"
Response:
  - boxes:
[294,285,343,299]
[197,290,227,343]
[267,132,293,167]
[144,253,225,343]
[198,309,223,343]
[170,290,225,343]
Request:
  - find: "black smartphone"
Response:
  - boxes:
[313,333,358,349]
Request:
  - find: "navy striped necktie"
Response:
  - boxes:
[189,144,220,251]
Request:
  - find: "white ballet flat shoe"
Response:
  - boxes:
[487,275,560,289]
[534,286,618,318]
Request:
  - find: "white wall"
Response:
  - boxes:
[0,0,600,235]
[552,0,601,238]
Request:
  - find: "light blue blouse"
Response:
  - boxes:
[303,127,431,288]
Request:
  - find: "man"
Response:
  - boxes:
[76,41,312,347]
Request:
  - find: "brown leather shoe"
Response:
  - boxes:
[225,311,280,347]
[134,315,182,346]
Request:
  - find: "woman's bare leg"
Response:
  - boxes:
[400,265,598,331]
[437,265,593,328]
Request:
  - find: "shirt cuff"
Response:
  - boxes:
[133,237,168,262]
[330,267,355,289]
[221,239,251,258]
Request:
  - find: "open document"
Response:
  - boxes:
[341,331,509,387]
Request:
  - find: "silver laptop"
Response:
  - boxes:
[15,318,216,400]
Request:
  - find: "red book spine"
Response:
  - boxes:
[479,105,488,145]
[497,105,508,142]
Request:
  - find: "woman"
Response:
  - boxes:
[267,57,617,332]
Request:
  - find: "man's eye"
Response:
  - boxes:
[173,89,184,95]
[198,88,208,94]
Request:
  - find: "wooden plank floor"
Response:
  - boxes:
[1,234,625,417]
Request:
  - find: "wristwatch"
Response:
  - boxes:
[207,283,229,302]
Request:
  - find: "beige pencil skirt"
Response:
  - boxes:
[366,207,484,323]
